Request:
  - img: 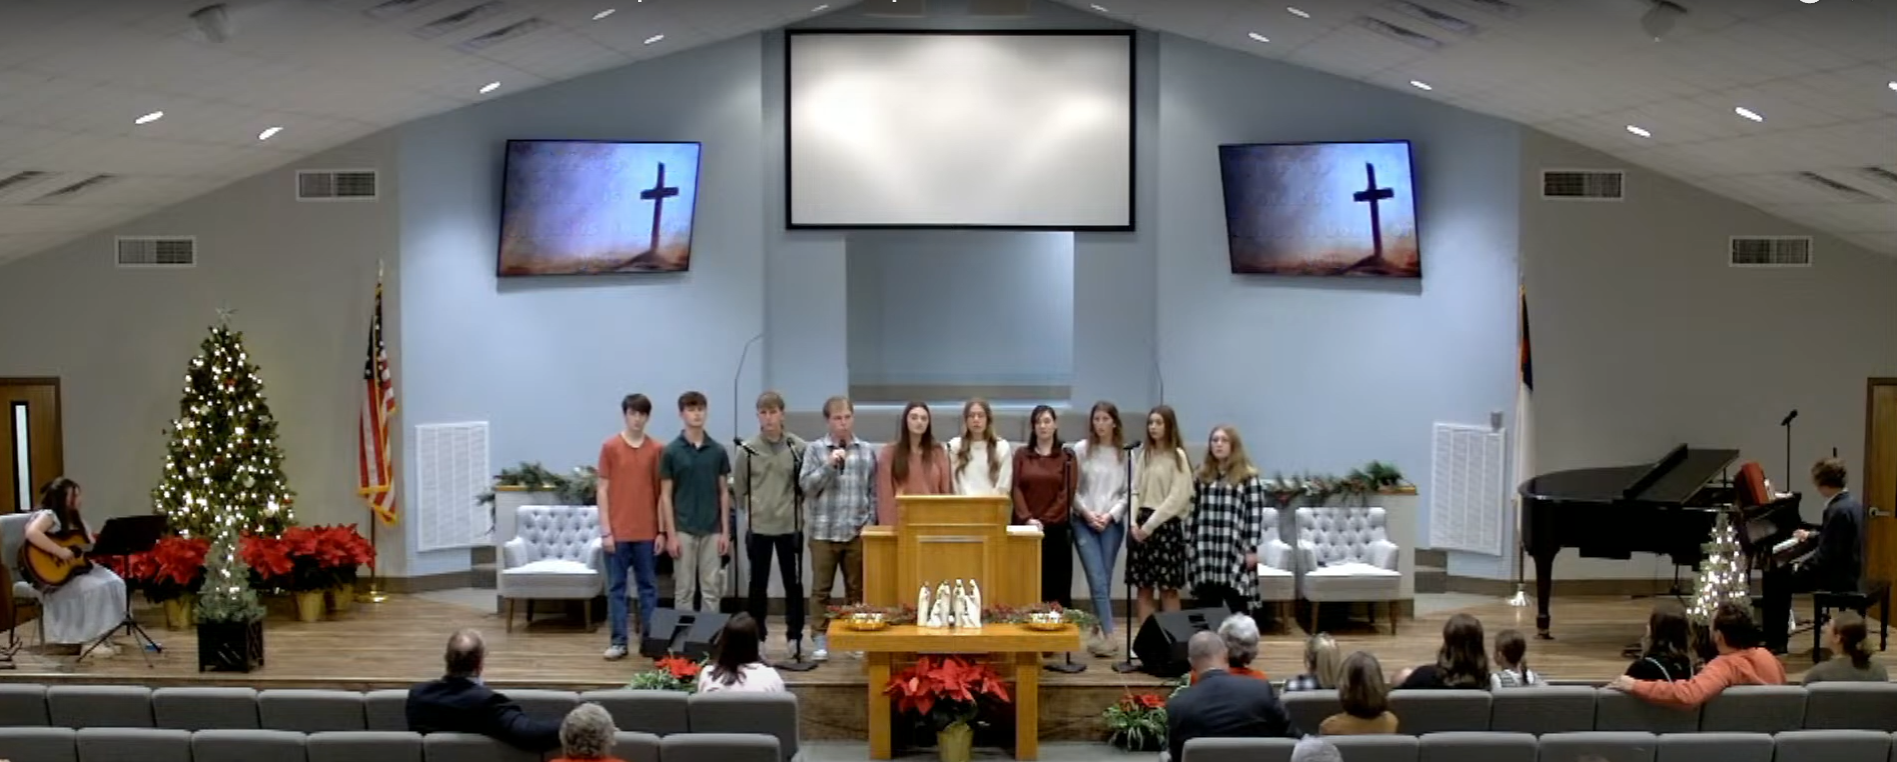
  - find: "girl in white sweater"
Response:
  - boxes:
[948,398,1013,497]
[1072,401,1130,656]
[1127,405,1193,626]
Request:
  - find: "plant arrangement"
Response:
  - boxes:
[627,655,704,693]
[478,462,600,508]
[984,602,1099,631]
[827,603,920,626]
[885,654,1012,762]
[1102,680,1187,751]
[1263,463,1411,505]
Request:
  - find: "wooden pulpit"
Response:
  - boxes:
[863,495,1043,609]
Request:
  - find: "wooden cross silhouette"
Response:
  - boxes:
[1352,162,1395,262]
[640,162,681,256]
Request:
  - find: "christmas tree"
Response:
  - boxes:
[1688,511,1750,623]
[153,313,296,538]
[195,505,265,624]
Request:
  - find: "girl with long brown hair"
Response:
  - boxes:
[1012,405,1076,609]
[21,477,129,657]
[1127,405,1192,626]
[948,398,1012,497]
[1187,424,1266,618]
[1071,401,1127,656]
[874,402,950,525]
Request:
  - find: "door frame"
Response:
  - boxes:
[1865,377,1896,585]
[1,377,64,511]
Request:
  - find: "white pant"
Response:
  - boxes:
[675,532,725,612]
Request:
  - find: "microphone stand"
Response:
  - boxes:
[779,442,817,672]
[1780,410,1797,495]
[1112,442,1142,674]
[1046,443,1085,674]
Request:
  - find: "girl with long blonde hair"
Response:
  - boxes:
[948,398,1013,497]
[1127,405,1192,625]
[1188,425,1267,618]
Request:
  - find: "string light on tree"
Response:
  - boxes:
[1688,510,1750,623]
[152,310,297,538]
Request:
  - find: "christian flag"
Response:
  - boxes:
[358,266,399,525]
[1510,284,1534,520]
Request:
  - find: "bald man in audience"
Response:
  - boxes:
[406,629,561,753]
[1166,631,1300,762]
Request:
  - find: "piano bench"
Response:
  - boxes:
[1811,580,1891,663]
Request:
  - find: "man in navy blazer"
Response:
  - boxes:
[1764,458,1866,653]
[1166,631,1301,762]
[406,629,561,752]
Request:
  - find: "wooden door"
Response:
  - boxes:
[0,379,63,514]
[1866,379,1897,585]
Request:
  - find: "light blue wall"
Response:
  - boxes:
[396,38,769,576]
[845,230,1075,389]
[1153,36,1525,548]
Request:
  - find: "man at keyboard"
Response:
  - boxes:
[1761,458,1865,654]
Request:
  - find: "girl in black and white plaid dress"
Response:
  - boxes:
[1188,425,1266,618]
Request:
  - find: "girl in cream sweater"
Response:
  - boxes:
[1127,405,1193,625]
[948,398,1014,497]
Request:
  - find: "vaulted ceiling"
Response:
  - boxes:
[0,0,1891,267]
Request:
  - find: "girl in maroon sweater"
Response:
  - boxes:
[1013,405,1077,608]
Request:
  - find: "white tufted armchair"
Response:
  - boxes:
[1294,505,1401,635]
[1255,505,1296,626]
[499,504,605,633]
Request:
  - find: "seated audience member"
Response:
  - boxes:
[697,613,787,694]
[1490,629,1541,688]
[407,629,560,752]
[1625,601,1698,682]
[1283,633,1342,692]
[1167,631,1301,762]
[1804,612,1888,684]
[1397,613,1490,689]
[1321,651,1399,736]
[552,703,622,762]
[1291,736,1344,762]
[1191,613,1270,684]
[1608,602,1785,708]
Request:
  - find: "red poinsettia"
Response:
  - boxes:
[240,534,293,581]
[150,536,210,586]
[884,655,1012,731]
[656,655,702,681]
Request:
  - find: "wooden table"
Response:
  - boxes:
[827,624,1082,761]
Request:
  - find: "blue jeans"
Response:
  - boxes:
[606,540,659,647]
[1071,518,1125,634]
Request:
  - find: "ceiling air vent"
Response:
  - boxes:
[1354,16,1446,50]
[1383,1,1481,35]
[33,174,119,202]
[1730,236,1812,269]
[864,0,926,18]
[365,0,448,20]
[413,1,509,40]
[1541,169,1624,201]
[116,236,197,268]
[297,169,379,201]
[0,170,53,196]
[968,0,1030,15]
[456,17,550,51]
[1452,0,1524,18]
[1795,171,1880,202]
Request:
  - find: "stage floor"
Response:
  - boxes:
[0,591,1856,740]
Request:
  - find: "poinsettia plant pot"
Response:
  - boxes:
[327,584,355,613]
[293,591,326,622]
[198,618,265,673]
[936,722,974,762]
[163,595,198,631]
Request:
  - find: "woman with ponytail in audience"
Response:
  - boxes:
[1071,401,1128,657]
[1624,600,1698,682]
[1187,424,1266,619]
[1397,613,1491,689]
[948,399,1013,498]
[1012,405,1076,609]
[1127,405,1193,628]
[874,402,951,526]
[1804,612,1887,684]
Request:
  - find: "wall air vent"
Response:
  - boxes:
[1795,171,1880,202]
[1730,236,1812,268]
[1541,169,1624,201]
[0,170,53,197]
[116,236,197,268]
[413,1,508,40]
[1354,16,1446,50]
[296,169,379,201]
[1383,1,1481,35]
[455,17,550,51]
[365,0,448,20]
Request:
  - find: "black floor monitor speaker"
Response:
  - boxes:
[639,608,730,660]
[1132,606,1230,677]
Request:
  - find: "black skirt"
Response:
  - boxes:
[1125,507,1187,590]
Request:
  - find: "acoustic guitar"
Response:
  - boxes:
[18,528,92,592]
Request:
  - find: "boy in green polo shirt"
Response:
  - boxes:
[661,390,732,612]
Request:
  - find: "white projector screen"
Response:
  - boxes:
[786,31,1135,230]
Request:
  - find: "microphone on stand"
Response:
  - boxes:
[734,438,761,457]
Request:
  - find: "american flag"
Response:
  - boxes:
[358,268,398,525]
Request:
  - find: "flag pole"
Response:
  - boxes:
[358,259,392,604]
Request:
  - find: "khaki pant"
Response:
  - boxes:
[675,531,726,612]
[807,536,864,634]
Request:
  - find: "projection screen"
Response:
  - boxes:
[786,31,1135,230]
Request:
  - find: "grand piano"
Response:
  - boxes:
[1519,444,1742,638]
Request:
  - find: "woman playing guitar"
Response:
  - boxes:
[22,478,128,658]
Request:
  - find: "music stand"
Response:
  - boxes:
[77,515,169,667]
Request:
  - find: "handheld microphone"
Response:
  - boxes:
[829,443,846,470]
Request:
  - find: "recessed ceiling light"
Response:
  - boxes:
[1247,32,1269,43]
[1887,80,1896,92]
[258,126,283,140]
[479,81,500,94]
[1409,80,1433,91]
[1090,3,1109,11]
[1286,7,1311,18]
[1626,125,1651,138]
[592,8,615,20]
[1734,106,1763,122]
[134,111,164,125]
[812,3,829,10]
[643,33,665,44]
[1800,0,1819,4]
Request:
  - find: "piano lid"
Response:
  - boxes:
[1519,444,1741,506]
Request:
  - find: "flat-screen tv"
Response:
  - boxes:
[1217,140,1420,278]
[497,140,703,277]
